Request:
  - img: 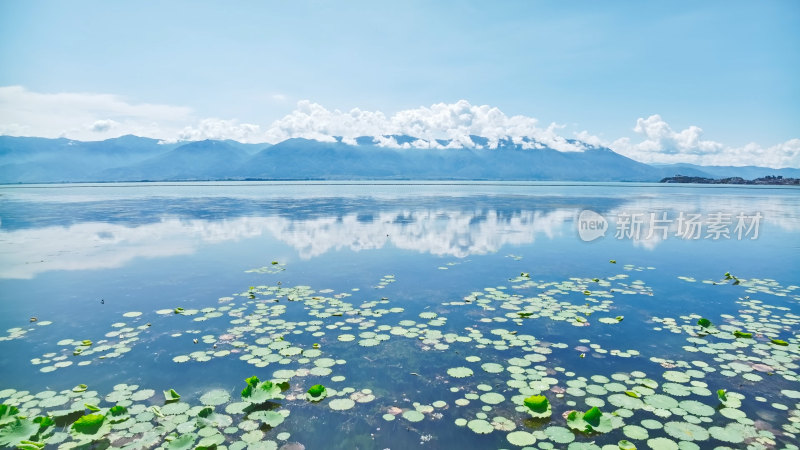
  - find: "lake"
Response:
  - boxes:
[0,182,798,449]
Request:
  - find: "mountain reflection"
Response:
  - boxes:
[0,208,578,279]
[2,186,796,279]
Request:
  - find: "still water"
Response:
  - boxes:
[0,182,798,449]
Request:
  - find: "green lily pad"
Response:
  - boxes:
[305,385,328,402]
[248,410,285,428]
[402,410,424,422]
[522,395,551,418]
[618,440,636,450]
[646,437,678,450]
[108,405,129,423]
[662,421,709,441]
[447,367,474,378]
[507,430,536,446]
[0,404,20,425]
[329,398,355,411]
[467,419,494,434]
[70,413,111,441]
[164,389,181,402]
[567,407,612,434]
[200,389,231,406]
[241,377,282,404]
[0,418,39,447]
[167,433,197,450]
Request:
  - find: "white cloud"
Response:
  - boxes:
[0,208,574,279]
[582,114,800,168]
[0,85,193,140]
[90,119,118,132]
[1,86,797,167]
[262,99,586,151]
[175,118,263,143]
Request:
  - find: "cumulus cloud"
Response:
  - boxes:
[262,99,586,151]
[587,114,800,168]
[174,118,263,143]
[90,119,118,132]
[1,85,797,167]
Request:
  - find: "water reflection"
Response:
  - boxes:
[1,184,797,279]
[0,208,579,279]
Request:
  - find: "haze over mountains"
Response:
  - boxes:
[1,134,798,183]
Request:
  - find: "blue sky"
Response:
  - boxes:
[1,1,798,166]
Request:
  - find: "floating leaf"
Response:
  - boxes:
[305,384,327,402]
[618,440,637,450]
[696,318,712,328]
[164,389,181,402]
[507,430,536,446]
[523,395,550,418]
[732,330,752,338]
[328,398,355,411]
[84,404,101,412]
[70,413,110,441]
[0,418,38,447]
[663,421,709,441]
[197,407,233,428]
[402,410,424,422]
[467,419,493,434]
[624,391,639,398]
[108,405,129,423]
[446,367,473,378]
[770,339,789,346]
[567,407,612,434]
[0,404,20,425]
[241,377,282,404]
[717,389,727,403]
[200,389,230,406]
[167,433,197,450]
[72,384,88,393]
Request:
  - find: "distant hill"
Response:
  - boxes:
[0,134,796,183]
[652,163,800,179]
[102,140,253,181]
[237,137,659,181]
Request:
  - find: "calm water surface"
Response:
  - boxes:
[0,182,798,449]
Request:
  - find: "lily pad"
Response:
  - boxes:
[248,410,285,428]
[329,398,355,411]
[567,407,613,434]
[241,377,282,404]
[200,389,231,406]
[0,419,40,447]
[447,367,474,378]
[402,410,424,422]
[164,389,181,402]
[467,419,494,434]
[507,430,536,446]
[523,395,551,418]
[305,385,327,402]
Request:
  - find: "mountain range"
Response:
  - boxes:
[1,134,798,183]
